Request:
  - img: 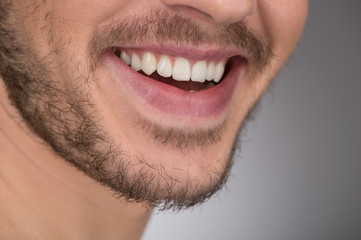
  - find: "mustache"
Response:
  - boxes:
[89,9,272,71]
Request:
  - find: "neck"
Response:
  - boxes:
[0,83,151,240]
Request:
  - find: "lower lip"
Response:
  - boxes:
[102,50,245,118]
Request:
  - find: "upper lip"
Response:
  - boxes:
[112,43,248,62]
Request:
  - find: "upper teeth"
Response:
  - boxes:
[120,50,226,83]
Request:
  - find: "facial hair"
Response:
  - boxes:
[0,2,268,211]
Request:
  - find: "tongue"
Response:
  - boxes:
[141,71,214,92]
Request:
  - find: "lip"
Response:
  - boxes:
[114,43,249,61]
[101,47,246,119]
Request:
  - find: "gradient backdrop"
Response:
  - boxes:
[143,1,361,239]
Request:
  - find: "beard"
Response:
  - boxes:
[0,2,268,210]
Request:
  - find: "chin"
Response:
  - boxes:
[81,41,251,209]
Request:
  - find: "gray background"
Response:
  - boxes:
[143,1,361,240]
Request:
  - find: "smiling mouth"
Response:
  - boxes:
[112,47,244,92]
[101,45,246,118]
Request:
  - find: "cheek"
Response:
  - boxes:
[45,0,157,71]
[257,0,308,61]
[230,1,308,124]
[50,0,130,24]
[49,0,159,28]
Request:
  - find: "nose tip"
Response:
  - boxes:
[161,0,257,25]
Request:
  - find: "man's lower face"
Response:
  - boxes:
[0,0,307,210]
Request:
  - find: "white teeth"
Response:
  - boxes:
[206,62,215,81]
[119,50,226,83]
[120,51,131,65]
[141,52,157,75]
[131,53,142,71]
[214,62,225,83]
[191,61,207,82]
[173,57,191,81]
[157,55,172,77]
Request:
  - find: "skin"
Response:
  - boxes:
[0,0,307,239]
